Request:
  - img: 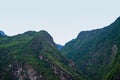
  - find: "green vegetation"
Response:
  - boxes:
[0,30,85,80]
[102,50,120,80]
[1,17,120,80]
[61,17,120,80]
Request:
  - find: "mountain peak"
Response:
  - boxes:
[38,30,53,40]
[36,30,56,48]
[24,31,36,34]
[39,30,48,33]
[38,30,52,38]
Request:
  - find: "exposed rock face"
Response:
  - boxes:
[112,45,118,54]
[10,62,43,80]
[11,63,42,80]
[51,64,75,80]
[39,55,44,60]
[25,64,39,80]
[8,56,76,80]
[39,54,76,80]
[69,61,75,68]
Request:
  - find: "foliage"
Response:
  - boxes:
[0,30,84,80]
[61,17,120,80]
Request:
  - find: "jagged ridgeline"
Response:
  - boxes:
[0,30,86,80]
[1,17,120,80]
[61,17,120,80]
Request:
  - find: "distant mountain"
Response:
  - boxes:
[0,30,86,80]
[61,17,120,80]
[0,30,6,37]
[57,44,63,50]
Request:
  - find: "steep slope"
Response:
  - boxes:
[103,50,120,80]
[61,17,120,80]
[0,30,85,80]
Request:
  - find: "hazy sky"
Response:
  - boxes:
[0,0,120,45]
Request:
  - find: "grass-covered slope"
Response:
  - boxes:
[0,30,85,80]
[103,50,120,80]
[61,17,120,80]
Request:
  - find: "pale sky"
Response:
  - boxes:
[0,0,120,45]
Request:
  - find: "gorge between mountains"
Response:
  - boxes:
[0,17,120,80]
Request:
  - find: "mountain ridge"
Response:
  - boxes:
[0,16,120,80]
[61,16,120,80]
[0,30,85,80]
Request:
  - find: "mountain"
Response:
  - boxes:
[57,44,63,50]
[0,30,6,37]
[0,30,86,80]
[61,17,120,80]
[103,49,120,80]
